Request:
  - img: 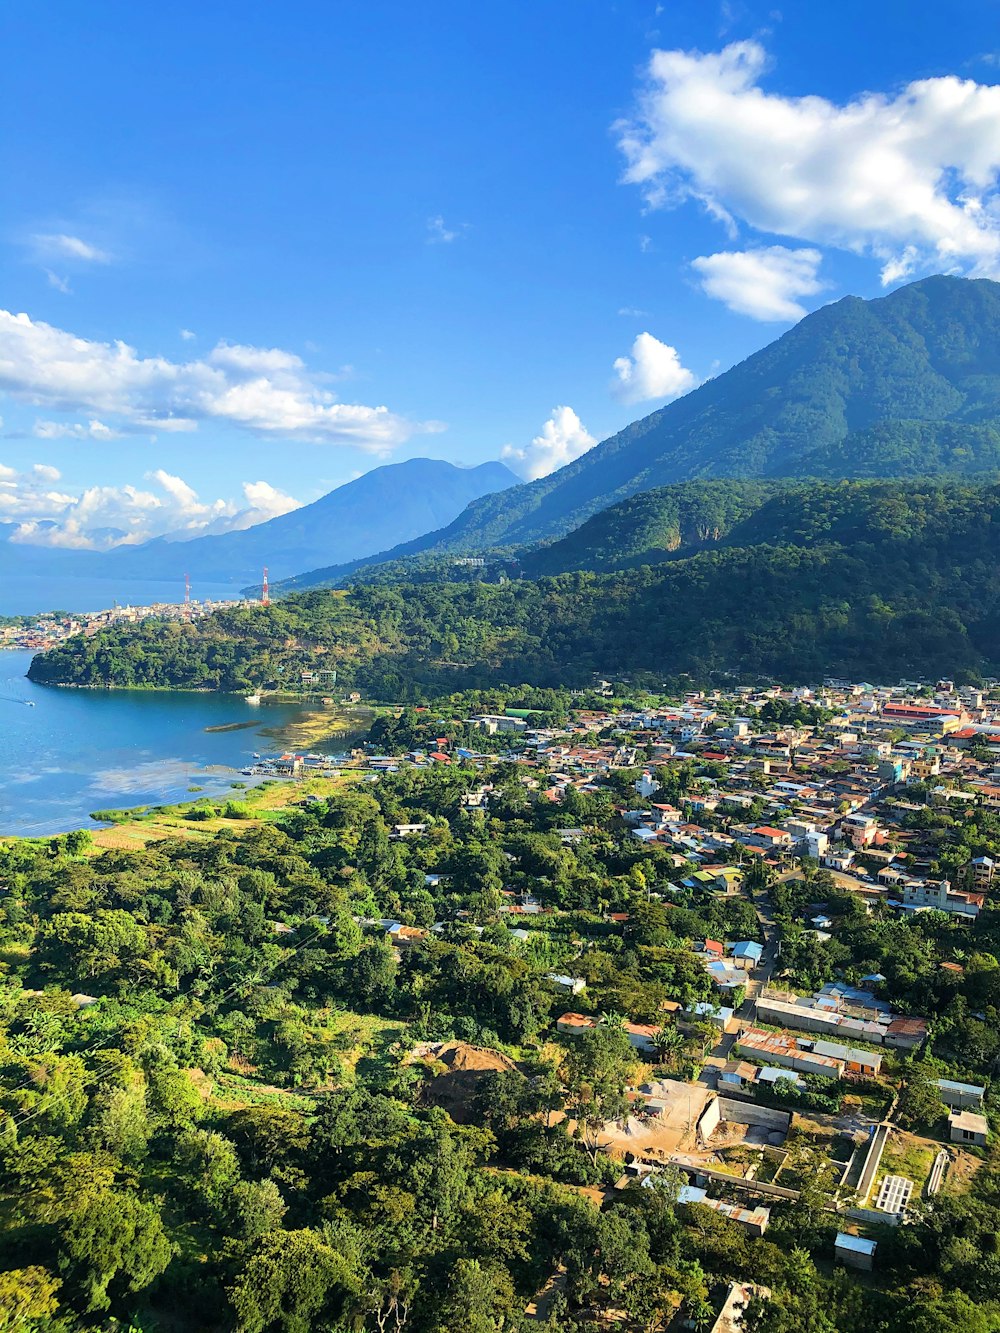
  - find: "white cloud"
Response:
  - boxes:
[618,306,650,317]
[0,309,435,450]
[691,246,825,320]
[44,271,72,295]
[179,328,196,341]
[227,480,301,530]
[617,40,1000,281]
[31,233,112,264]
[502,406,597,481]
[611,332,697,404]
[0,464,302,549]
[427,215,462,244]
[33,419,121,441]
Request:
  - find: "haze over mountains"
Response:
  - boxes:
[28,274,1000,683]
[278,275,1000,591]
[5,458,517,594]
[10,275,1000,609]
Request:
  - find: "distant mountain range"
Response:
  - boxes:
[4,458,517,593]
[276,274,1000,591]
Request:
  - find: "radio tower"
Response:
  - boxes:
[261,567,270,607]
[184,572,191,616]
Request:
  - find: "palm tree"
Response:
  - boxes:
[654,1025,686,1069]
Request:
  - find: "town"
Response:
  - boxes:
[206,670,998,1327]
[0,594,257,653]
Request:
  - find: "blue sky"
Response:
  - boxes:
[2,0,1000,546]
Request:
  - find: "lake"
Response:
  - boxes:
[0,649,324,837]
[0,574,243,617]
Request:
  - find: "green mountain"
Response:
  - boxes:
[520,479,784,575]
[30,480,1000,691]
[278,274,1000,593]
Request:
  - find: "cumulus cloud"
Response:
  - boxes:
[502,406,597,481]
[0,464,302,550]
[228,480,301,529]
[611,332,697,404]
[617,40,1000,282]
[0,309,436,450]
[691,246,825,320]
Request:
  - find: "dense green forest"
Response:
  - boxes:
[276,275,1000,592]
[32,480,1000,693]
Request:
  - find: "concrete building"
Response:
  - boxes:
[730,941,764,970]
[949,1109,989,1146]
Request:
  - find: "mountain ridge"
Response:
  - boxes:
[30,478,1000,690]
[3,458,517,592]
[275,275,1000,592]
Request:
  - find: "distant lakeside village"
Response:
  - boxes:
[0,596,256,652]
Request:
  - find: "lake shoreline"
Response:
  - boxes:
[0,650,346,837]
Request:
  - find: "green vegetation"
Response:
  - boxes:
[277,274,1000,586]
[31,480,1000,692]
[1,756,999,1331]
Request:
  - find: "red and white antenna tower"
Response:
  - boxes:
[261,567,270,606]
[184,572,191,614]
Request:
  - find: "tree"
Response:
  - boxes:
[896,1066,947,1132]
[407,1112,476,1234]
[175,1127,241,1215]
[367,1268,417,1333]
[563,1025,635,1165]
[58,1188,173,1312]
[37,910,149,985]
[229,1229,359,1333]
[350,940,399,1008]
[0,1267,61,1330]
[87,1080,151,1161]
[230,1179,287,1241]
[432,1258,519,1333]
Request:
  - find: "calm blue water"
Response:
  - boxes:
[0,575,242,617]
[0,650,317,836]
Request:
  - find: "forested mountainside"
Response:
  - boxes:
[521,477,1000,576]
[29,481,1000,691]
[276,275,1000,593]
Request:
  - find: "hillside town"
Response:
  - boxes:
[327,674,1000,1308]
[0,596,253,652]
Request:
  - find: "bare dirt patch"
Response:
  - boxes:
[416,1042,519,1124]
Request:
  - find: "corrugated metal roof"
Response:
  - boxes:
[835,1233,877,1254]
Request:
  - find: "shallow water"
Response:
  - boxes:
[0,650,317,835]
